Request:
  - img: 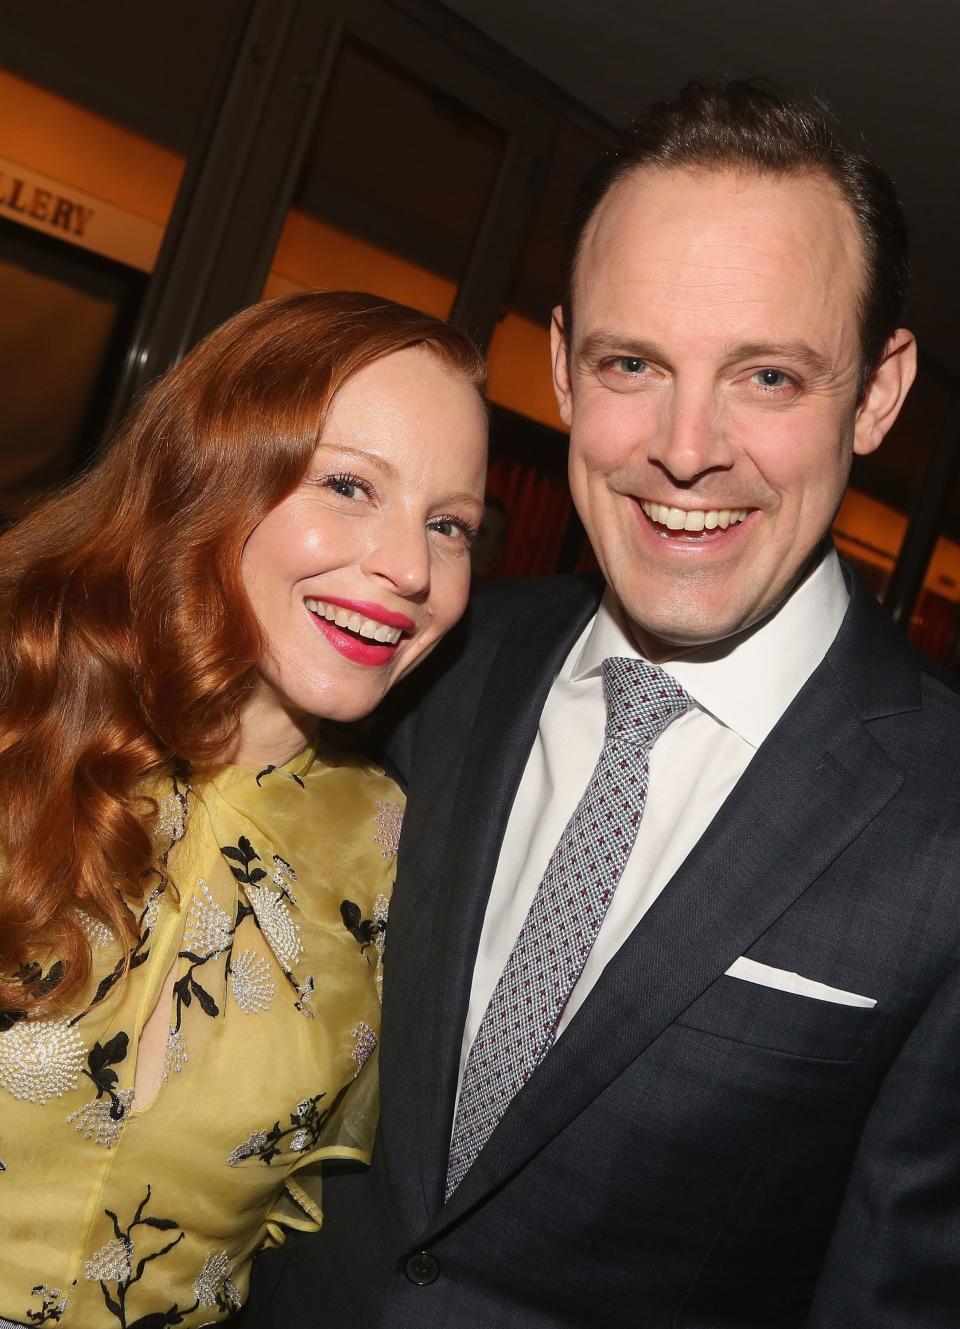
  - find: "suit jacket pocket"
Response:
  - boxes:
[677,973,882,1062]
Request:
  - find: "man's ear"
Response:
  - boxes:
[550,307,574,428]
[853,328,917,456]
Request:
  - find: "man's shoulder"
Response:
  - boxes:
[465,573,603,633]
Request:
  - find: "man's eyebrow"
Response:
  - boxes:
[575,331,666,364]
[312,443,399,478]
[724,341,834,375]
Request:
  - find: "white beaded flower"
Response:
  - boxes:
[83,1236,131,1284]
[246,885,303,966]
[183,879,233,957]
[155,790,188,844]
[162,1028,188,1081]
[76,910,113,952]
[227,1129,268,1167]
[0,1017,85,1103]
[229,950,276,1014]
[374,800,403,858]
[351,1021,378,1076]
[67,1087,135,1148]
[194,1250,241,1310]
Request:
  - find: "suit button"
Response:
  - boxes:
[405,1250,440,1285]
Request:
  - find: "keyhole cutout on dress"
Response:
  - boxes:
[133,956,179,1112]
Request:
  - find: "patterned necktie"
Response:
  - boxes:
[446,656,690,1199]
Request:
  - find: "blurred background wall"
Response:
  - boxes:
[2,0,959,669]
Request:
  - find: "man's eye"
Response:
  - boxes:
[617,357,648,375]
[753,368,793,390]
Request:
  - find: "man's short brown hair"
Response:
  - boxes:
[563,79,909,393]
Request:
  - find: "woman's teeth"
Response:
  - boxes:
[639,500,749,532]
[305,598,403,644]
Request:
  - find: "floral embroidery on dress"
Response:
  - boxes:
[155,789,188,845]
[350,1021,378,1075]
[182,880,234,958]
[245,885,303,967]
[271,854,297,898]
[226,1091,333,1167]
[229,950,275,1015]
[162,1028,189,1081]
[25,1283,69,1324]
[77,910,114,952]
[193,1251,241,1313]
[67,1087,135,1148]
[339,899,388,969]
[374,799,403,858]
[220,835,314,1014]
[67,1032,135,1146]
[82,1187,192,1325]
[84,1236,132,1285]
[0,1016,86,1103]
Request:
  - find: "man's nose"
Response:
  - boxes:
[360,518,431,598]
[646,381,734,484]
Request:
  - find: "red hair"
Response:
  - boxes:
[0,291,484,1013]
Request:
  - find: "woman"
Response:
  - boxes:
[0,291,487,1326]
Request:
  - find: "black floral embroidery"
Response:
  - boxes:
[25,1282,70,1324]
[255,764,304,789]
[228,1091,329,1166]
[171,958,221,1032]
[85,1186,196,1329]
[339,900,386,959]
[220,835,312,1010]
[0,961,65,1033]
[82,1032,131,1121]
[69,889,163,1028]
[220,836,267,888]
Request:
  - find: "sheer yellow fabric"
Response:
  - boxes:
[0,740,402,1327]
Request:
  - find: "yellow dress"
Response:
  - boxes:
[0,740,402,1327]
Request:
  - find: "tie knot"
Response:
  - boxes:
[601,656,689,751]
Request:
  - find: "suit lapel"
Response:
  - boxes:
[379,579,601,1227]
[426,579,917,1234]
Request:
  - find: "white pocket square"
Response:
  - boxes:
[725,957,877,1008]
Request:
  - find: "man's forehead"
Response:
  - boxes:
[573,163,866,326]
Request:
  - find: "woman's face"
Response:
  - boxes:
[237,346,487,760]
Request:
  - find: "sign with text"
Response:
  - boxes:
[0,156,163,272]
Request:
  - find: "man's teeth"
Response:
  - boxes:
[639,500,749,531]
[304,598,403,644]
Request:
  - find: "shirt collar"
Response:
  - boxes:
[570,545,850,749]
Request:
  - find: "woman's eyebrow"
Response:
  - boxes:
[313,443,398,478]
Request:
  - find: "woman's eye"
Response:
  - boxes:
[322,473,369,500]
[429,516,475,542]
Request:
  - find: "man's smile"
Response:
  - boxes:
[636,498,755,543]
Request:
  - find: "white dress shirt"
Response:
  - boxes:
[456,547,850,1094]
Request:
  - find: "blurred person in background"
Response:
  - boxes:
[469,494,509,578]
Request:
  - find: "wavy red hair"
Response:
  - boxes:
[0,291,484,1013]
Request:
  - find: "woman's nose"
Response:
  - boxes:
[360,520,431,597]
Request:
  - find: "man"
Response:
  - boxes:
[246,81,960,1327]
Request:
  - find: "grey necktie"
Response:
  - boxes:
[446,655,690,1199]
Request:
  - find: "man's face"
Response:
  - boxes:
[553,166,915,658]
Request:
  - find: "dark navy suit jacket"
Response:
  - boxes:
[243,569,960,1328]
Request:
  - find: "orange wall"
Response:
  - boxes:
[0,72,182,228]
[4,71,959,600]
